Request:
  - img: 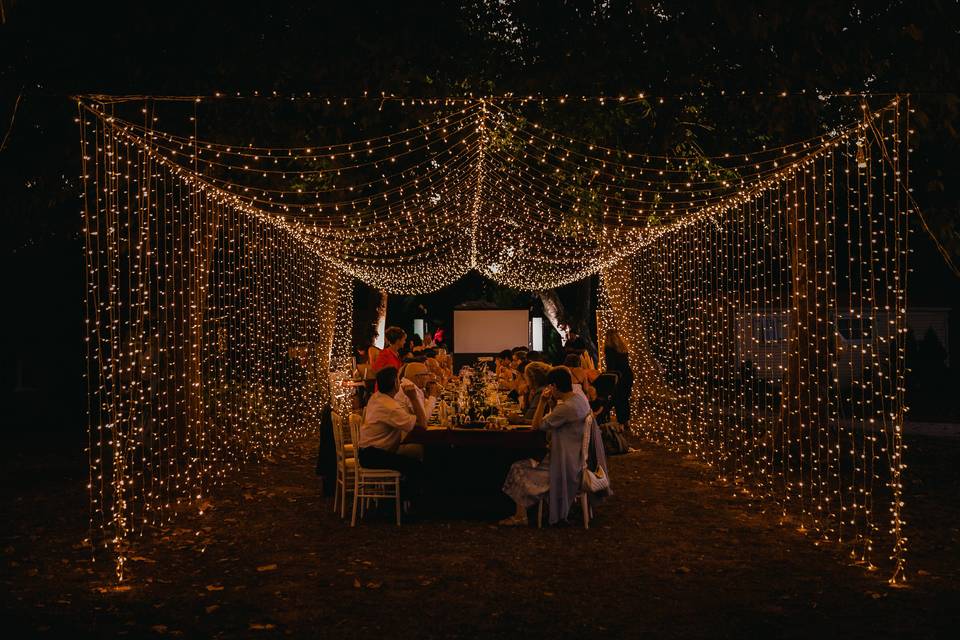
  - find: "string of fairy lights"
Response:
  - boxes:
[79,103,353,580]
[79,93,911,584]
[601,99,910,583]
[80,96,885,293]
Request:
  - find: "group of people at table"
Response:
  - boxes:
[353,324,634,525]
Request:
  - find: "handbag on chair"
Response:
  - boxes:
[580,414,611,493]
[582,464,610,493]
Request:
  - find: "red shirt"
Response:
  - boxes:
[372,347,403,373]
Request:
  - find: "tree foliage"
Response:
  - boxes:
[1,0,957,423]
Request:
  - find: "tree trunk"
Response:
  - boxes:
[600,262,676,434]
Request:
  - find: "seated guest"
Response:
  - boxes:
[354,344,367,369]
[507,361,550,423]
[396,362,438,427]
[590,373,618,424]
[500,366,591,525]
[359,366,425,495]
[432,347,452,377]
[397,358,422,388]
[423,351,445,376]
[564,352,599,401]
[525,350,548,364]
[495,349,513,373]
[423,352,449,385]
[511,359,530,399]
[565,346,597,372]
[522,362,551,419]
[372,326,406,373]
[495,349,516,386]
[562,324,598,369]
[510,349,528,371]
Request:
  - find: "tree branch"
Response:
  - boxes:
[0,92,22,154]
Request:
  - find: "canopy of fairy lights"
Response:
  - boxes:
[77,94,911,585]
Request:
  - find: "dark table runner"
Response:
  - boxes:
[404,427,546,449]
[404,427,547,519]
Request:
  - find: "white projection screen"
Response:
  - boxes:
[454,310,528,354]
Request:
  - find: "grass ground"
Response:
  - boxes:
[2,432,958,639]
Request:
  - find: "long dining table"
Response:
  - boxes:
[403,424,547,519]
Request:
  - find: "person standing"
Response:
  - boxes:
[432,324,446,349]
[372,326,406,373]
[603,328,634,430]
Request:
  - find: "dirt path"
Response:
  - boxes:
[3,436,957,638]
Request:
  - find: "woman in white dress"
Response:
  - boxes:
[500,366,593,526]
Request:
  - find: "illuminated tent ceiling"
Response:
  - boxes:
[77,96,891,293]
[77,94,913,584]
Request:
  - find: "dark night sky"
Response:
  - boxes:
[1,1,958,437]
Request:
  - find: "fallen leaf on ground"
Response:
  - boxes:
[205,604,219,614]
[205,585,224,591]
[249,622,276,630]
[353,578,361,588]
[95,585,132,593]
[256,564,277,572]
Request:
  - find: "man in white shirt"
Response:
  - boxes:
[359,366,425,497]
[395,361,438,426]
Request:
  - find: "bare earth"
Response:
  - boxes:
[3,434,958,639]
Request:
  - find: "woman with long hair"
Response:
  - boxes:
[563,351,598,401]
[603,328,634,430]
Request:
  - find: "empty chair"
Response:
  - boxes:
[330,412,359,519]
